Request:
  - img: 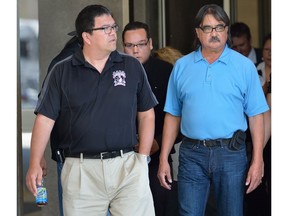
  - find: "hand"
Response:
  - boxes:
[40,156,47,177]
[26,164,45,197]
[157,160,173,190]
[245,160,264,194]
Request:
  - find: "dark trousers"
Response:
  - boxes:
[149,162,179,216]
[244,139,271,216]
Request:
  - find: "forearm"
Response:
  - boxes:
[29,114,55,166]
[248,114,265,163]
[159,113,181,162]
[137,108,155,155]
[264,93,271,146]
[263,110,271,147]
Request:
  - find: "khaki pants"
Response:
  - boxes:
[62,152,155,216]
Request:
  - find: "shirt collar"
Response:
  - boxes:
[72,50,123,67]
[194,44,230,65]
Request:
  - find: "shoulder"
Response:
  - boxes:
[48,37,81,72]
[150,56,173,69]
[175,52,193,62]
[228,48,254,64]
[114,51,141,64]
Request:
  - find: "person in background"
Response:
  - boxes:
[153,46,184,65]
[153,46,183,181]
[230,22,262,65]
[158,4,269,216]
[231,22,271,216]
[257,33,271,96]
[26,4,157,216]
[245,33,271,216]
[257,33,271,147]
[122,21,179,216]
[153,46,184,215]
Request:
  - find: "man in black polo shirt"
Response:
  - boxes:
[122,21,179,216]
[26,5,158,216]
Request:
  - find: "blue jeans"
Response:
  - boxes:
[57,161,64,216]
[178,140,248,216]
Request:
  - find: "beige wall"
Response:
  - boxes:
[237,0,260,47]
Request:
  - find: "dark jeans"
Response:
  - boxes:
[57,161,64,216]
[178,140,248,216]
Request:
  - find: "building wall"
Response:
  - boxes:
[237,0,260,47]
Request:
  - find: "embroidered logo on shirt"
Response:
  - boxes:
[113,70,126,86]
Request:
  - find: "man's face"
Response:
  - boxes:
[231,35,252,57]
[195,14,228,53]
[122,28,153,64]
[84,15,117,54]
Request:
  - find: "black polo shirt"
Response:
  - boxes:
[35,50,158,156]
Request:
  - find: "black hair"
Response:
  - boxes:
[75,4,113,45]
[262,32,271,47]
[122,21,151,42]
[230,22,252,40]
[193,4,231,50]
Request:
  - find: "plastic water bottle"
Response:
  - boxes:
[36,179,48,207]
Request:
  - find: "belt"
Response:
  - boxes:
[183,136,231,147]
[64,147,134,160]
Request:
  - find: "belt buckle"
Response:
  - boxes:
[203,140,206,147]
[100,152,108,160]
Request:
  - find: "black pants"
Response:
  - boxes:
[149,162,179,216]
[244,139,271,216]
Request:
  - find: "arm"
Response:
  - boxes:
[40,156,47,177]
[150,139,160,155]
[26,114,55,196]
[158,113,181,190]
[246,113,265,194]
[137,108,155,156]
[264,93,271,146]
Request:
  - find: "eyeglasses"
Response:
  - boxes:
[87,24,119,34]
[123,39,149,49]
[198,24,227,33]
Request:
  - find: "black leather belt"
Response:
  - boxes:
[183,136,231,147]
[64,147,134,160]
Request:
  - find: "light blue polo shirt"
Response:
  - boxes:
[164,45,269,139]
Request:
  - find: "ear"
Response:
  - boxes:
[82,32,92,45]
[149,38,153,50]
[195,28,200,38]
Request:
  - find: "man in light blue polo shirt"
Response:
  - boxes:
[157,4,269,216]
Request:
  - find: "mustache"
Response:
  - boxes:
[209,36,220,42]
